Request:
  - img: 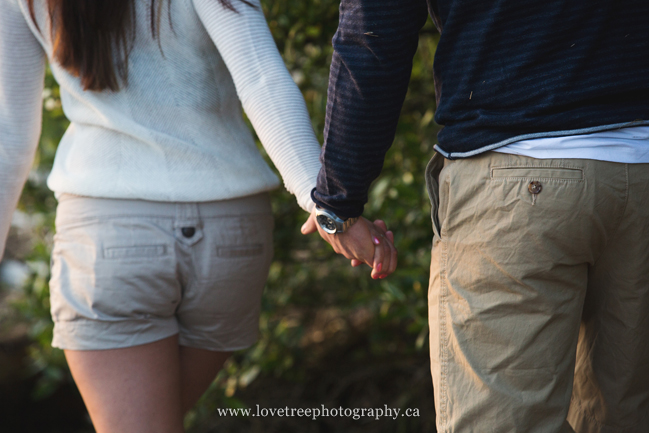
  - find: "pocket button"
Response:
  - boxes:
[528,181,543,194]
[181,227,196,238]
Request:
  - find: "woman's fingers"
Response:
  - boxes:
[320,216,396,277]
[386,231,398,274]
[370,229,394,279]
[370,232,387,279]
[370,229,397,278]
[373,219,388,233]
[371,219,394,277]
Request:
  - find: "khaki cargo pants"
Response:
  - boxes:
[426,151,649,433]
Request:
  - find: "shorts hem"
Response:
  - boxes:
[178,334,258,353]
[52,318,179,351]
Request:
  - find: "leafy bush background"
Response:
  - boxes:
[6,1,441,431]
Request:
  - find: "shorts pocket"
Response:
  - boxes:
[50,218,181,322]
[187,214,273,316]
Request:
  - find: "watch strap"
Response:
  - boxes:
[341,216,359,233]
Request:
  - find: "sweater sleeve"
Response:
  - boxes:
[192,0,322,213]
[312,0,429,218]
[0,0,46,261]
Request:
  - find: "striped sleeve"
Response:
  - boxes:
[0,0,46,260]
[312,0,429,218]
[192,0,322,213]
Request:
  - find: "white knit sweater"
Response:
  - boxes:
[0,0,322,258]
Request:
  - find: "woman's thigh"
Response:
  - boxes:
[179,347,231,412]
[65,335,184,433]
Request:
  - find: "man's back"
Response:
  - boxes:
[312,0,649,216]
[430,0,649,158]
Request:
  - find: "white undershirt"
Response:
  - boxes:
[495,126,649,163]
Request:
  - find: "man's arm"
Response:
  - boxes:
[302,0,428,279]
[312,0,429,218]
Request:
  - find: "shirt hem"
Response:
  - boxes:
[434,120,649,159]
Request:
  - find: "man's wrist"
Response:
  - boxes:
[315,205,360,234]
[310,188,365,221]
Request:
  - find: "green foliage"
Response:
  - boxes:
[13,1,441,429]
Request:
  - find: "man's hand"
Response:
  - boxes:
[301,209,397,279]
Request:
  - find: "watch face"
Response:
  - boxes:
[317,214,338,234]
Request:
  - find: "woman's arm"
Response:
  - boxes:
[0,0,46,260]
[192,0,321,213]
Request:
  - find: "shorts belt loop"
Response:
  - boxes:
[174,203,201,227]
[174,203,203,246]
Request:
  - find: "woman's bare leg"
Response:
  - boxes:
[65,335,185,433]
[179,347,231,412]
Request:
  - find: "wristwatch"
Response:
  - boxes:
[315,206,359,234]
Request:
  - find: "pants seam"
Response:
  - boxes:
[439,235,449,432]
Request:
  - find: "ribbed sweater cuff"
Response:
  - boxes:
[310,188,364,219]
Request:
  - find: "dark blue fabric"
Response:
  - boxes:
[313,0,649,218]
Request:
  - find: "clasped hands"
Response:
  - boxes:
[301,209,397,279]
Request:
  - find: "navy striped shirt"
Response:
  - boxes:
[312,0,649,218]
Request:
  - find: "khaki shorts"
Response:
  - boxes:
[426,152,649,433]
[50,193,274,352]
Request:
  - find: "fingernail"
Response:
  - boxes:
[376,263,382,273]
[380,275,387,279]
[372,236,380,245]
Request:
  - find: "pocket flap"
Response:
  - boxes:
[491,167,583,180]
[103,244,168,259]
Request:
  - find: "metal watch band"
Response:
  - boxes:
[341,216,359,233]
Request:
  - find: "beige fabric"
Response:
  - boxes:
[50,193,273,351]
[426,151,649,433]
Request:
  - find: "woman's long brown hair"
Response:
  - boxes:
[28,0,251,92]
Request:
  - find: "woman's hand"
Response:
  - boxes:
[301,210,398,279]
